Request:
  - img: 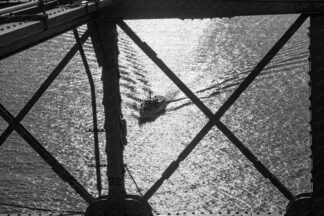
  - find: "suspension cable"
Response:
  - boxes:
[73,28,102,197]
[125,164,158,214]
[125,164,143,196]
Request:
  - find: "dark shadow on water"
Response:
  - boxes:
[133,71,146,79]
[121,76,137,85]
[123,93,143,103]
[120,83,136,91]
[137,109,167,126]
[124,101,140,111]
[137,78,150,85]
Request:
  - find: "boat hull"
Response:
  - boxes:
[139,100,167,119]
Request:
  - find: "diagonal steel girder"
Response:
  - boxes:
[0,29,95,204]
[0,30,90,147]
[118,14,308,202]
[0,102,95,204]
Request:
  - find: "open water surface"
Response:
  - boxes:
[0,15,311,214]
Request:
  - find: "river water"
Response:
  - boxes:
[0,15,311,214]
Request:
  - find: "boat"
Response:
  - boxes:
[139,95,167,119]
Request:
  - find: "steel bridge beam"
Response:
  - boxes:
[115,0,324,19]
[1,1,322,213]
[88,17,126,215]
[310,13,324,216]
[1,0,323,61]
[0,0,112,61]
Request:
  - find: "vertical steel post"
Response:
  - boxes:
[309,14,324,216]
[88,17,125,215]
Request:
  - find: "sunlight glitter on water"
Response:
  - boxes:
[0,15,311,214]
[119,16,311,213]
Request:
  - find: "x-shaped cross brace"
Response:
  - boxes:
[118,14,309,203]
[0,29,95,204]
[0,14,309,208]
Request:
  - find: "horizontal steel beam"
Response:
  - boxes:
[1,0,322,61]
[115,0,324,19]
[0,0,112,60]
[0,0,39,16]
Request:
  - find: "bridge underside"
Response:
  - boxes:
[115,0,324,19]
[1,0,324,60]
[1,0,324,215]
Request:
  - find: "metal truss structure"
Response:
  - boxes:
[1,0,324,215]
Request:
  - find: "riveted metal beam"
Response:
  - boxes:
[309,13,324,216]
[88,17,126,215]
[115,0,323,19]
[0,0,112,61]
